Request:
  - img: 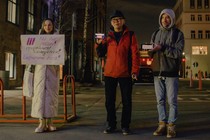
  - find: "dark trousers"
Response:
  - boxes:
[104,76,133,128]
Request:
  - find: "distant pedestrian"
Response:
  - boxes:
[149,9,184,138]
[95,10,140,135]
[205,71,208,78]
[185,71,188,78]
[31,18,60,133]
[195,73,198,79]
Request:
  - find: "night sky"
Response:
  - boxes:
[107,0,177,44]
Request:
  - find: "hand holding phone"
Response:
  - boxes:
[152,44,162,52]
[95,33,105,44]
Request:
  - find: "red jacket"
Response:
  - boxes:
[96,27,140,78]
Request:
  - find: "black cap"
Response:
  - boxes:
[110,10,125,19]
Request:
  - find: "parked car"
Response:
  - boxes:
[135,66,154,83]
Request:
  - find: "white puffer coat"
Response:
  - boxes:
[31,65,60,118]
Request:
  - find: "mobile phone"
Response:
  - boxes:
[141,44,154,50]
[95,33,105,39]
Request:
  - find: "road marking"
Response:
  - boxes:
[133,100,210,103]
[134,92,210,102]
[179,94,209,97]
[133,96,210,103]
[135,92,141,94]
[191,98,203,101]
[135,91,154,94]
[178,97,183,100]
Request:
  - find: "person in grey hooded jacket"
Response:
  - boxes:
[149,9,184,138]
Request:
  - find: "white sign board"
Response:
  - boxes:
[21,35,65,65]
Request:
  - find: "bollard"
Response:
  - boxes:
[190,70,193,87]
[0,78,4,115]
[0,75,77,123]
[198,70,202,90]
[63,75,77,121]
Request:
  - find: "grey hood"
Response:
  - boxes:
[159,9,175,29]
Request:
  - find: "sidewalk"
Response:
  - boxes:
[1,80,210,140]
[0,85,136,140]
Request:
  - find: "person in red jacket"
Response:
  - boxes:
[95,10,140,135]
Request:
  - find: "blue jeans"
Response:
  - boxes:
[154,76,178,124]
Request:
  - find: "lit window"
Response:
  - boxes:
[191,15,195,21]
[198,15,202,21]
[198,0,202,9]
[205,30,210,38]
[198,30,203,39]
[206,15,210,21]
[191,30,196,39]
[5,52,16,79]
[27,0,35,31]
[205,0,209,8]
[7,0,19,24]
[190,0,195,8]
[192,46,208,55]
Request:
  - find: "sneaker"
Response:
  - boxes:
[103,127,116,134]
[167,124,176,138]
[122,128,130,135]
[153,122,166,136]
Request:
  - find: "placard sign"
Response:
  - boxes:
[21,35,65,65]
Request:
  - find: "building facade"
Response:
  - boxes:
[174,0,210,78]
[0,0,107,89]
[0,0,57,89]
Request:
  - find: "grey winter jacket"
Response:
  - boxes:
[149,9,185,77]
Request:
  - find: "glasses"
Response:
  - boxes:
[111,17,123,22]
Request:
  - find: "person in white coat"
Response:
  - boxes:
[31,18,60,133]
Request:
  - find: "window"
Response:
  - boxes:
[197,0,202,9]
[7,0,19,24]
[191,30,196,39]
[205,0,209,8]
[190,0,195,8]
[27,0,35,31]
[205,30,210,38]
[198,15,202,21]
[191,15,195,21]
[206,15,210,21]
[198,30,203,39]
[5,52,16,79]
[192,46,208,55]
